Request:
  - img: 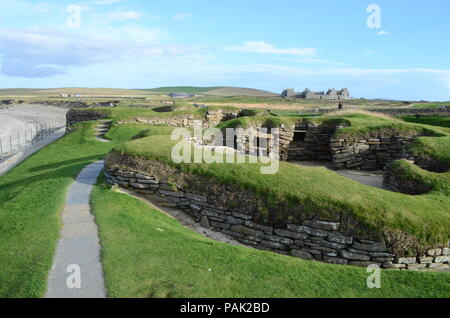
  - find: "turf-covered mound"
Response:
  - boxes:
[108,125,450,256]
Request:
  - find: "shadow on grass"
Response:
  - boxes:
[0,155,105,204]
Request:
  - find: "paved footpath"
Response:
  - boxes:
[46,161,106,298]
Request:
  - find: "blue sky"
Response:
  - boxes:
[0,0,449,100]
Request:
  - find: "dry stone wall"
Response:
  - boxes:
[103,154,449,271]
[117,110,239,129]
[330,136,417,171]
[285,123,336,161]
[66,109,109,128]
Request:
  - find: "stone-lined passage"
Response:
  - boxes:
[103,163,449,271]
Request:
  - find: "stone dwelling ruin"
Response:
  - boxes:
[66,107,449,271]
[282,88,351,100]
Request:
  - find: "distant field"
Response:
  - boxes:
[412,102,450,109]
[146,86,221,94]
[0,86,278,98]
[0,88,154,97]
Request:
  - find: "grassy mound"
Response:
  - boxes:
[113,113,450,250]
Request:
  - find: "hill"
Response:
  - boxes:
[205,86,277,97]
[147,86,277,97]
[0,88,152,96]
[0,86,277,97]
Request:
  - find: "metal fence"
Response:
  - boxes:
[0,119,66,162]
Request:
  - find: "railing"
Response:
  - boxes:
[0,119,66,162]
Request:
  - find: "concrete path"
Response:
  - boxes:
[290,161,386,190]
[46,161,106,298]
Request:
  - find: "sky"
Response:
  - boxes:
[0,0,449,100]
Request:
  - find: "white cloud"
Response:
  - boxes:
[107,11,143,22]
[95,0,126,5]
[0,26,184,77]
[376,30,390,36]
[222,41,317,57]
[364,50,376,56]
[172,13,192,21]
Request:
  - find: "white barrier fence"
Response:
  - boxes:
[0,119,66,162]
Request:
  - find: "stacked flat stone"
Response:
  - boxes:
[66,109,109,128]
[330,136,416,171]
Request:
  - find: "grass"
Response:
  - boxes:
[0,121,161,297]
[400,116,450,128]
[411,102,450,109]
[91,179,450,298]
[146,86,221,94]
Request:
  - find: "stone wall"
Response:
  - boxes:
[117,109,238,129]
[66,109,109,128]
[103,153,449,271]
[383,166,432,195]
[330,136,417,171]
[285,123,336,161]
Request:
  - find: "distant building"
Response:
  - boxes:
[281,88,351,100]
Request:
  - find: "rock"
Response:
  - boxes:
[189,204,202,211]
[339,250,370,261]
[428,263,450,270]
[159,190,184,198]
[244,221,273,234]
[222,229,244,239]
[323,256,348,265]
[351,240,387,252]
[116,170,135,178]
[202,209,226,221]
[407,264,427,271]
[274,229,308,240]
[302,220,340,231]
[310,238,347,250]
[200,216,210,227]
[369,252,394,258]
[291,249,314,260]
[135,173,154,180]
[185,193,208,202]
[136,179,159,184]
[327,232,353,245]
[226,216,243,225]
[231,212,252,220]
[434,256,450,263]
[287,224,329,237]
[396,257,417,264]
[382,263,406,269]
[442,248,450,256]
[130,182,154,189]
[230,225,264,239]
[264,235,293,245]
[304,242,337,254]
[418,257,433,264]
[261,240,289,250]
[426,248,442,256]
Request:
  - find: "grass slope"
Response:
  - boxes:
[91,179,450,298]
[0,122,156,297]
